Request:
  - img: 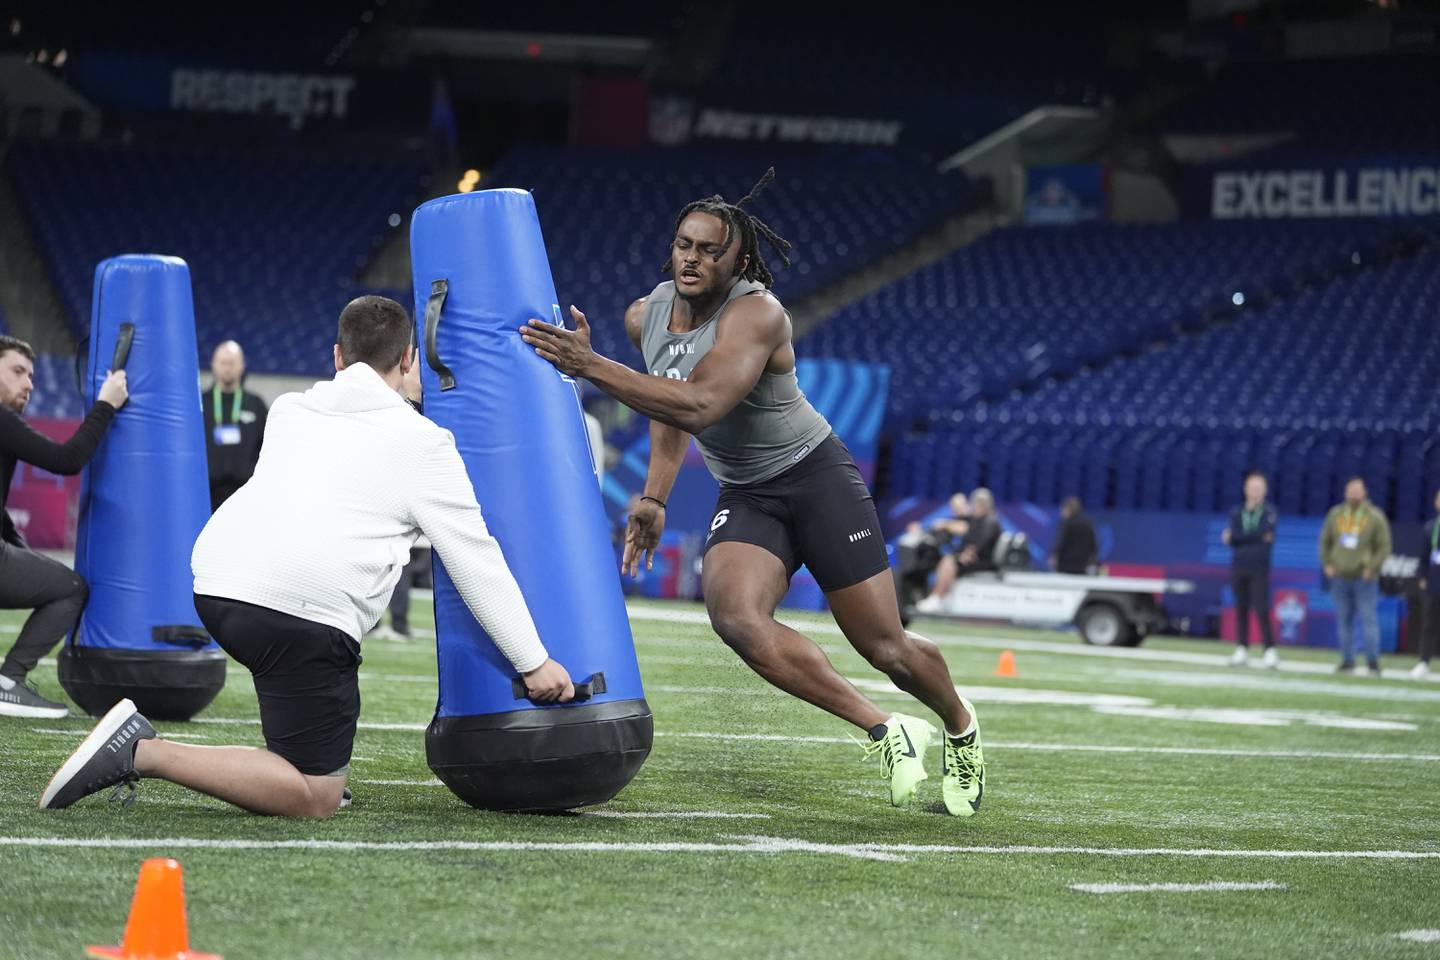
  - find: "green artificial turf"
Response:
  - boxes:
[1,599,1436,960]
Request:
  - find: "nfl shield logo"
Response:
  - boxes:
[650,97,694,147]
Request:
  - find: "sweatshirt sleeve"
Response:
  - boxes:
[0,402,116,475]
[410,432,549,674]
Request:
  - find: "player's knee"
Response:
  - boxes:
[303,792,343,819]
[863,632,911,677]
[709,605,766,654]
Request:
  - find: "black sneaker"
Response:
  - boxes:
[40,698,155,810]
[0,675,69,719]
[340,787,353,809]
[1368,661,1383,678]
[1335,662,1356,674]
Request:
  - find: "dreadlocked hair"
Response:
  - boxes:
[662,167,793,288]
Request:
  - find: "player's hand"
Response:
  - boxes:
[1221,528,1232,545]
[906,521,922,535]
[622,498,666,578]
[522,658,575,703]
[1323,564,1336,578]
[98,370,129,409]
[520,306,597,377]
[1362,568,1375,581]
[1048,555,1057,570]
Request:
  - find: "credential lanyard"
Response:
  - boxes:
[211,386,242,427]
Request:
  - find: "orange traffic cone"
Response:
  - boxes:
[994,650,1017,678]
[86,858,221,960]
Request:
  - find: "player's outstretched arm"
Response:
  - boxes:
[623,419,687,578]
[519,296,786,433]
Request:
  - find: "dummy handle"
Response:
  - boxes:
[153,625,211,649]
[512,671,606,704]
[424,279,456,392]
[111,323,135,371]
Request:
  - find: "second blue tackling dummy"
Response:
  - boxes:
[60,255,226,720]
[411,188,652,812]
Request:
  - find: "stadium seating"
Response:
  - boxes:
[705,7,1123,151]
[485,145,976,364]
[10,142,971,376]
[7,142,428,375]
[1149,54,1440,153]
[804,219,1440,521]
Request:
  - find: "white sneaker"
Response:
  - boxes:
[1228,646,1248,667]
[1261,647,1280,670]
[914,595,944,615]
[1409,661,1431,680]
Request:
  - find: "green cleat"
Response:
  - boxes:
[858,712,936,808]
[942,698,985,817]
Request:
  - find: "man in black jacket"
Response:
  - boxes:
[0,335,128,717]
[1223,470,1279,668]
[1049,496,1098,575]
[1410,488,1440,680]
[203,340,267,512]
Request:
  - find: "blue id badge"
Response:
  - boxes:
[213,424,242,446]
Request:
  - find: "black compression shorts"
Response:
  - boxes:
[703,434,890,592]
[195,594,361,777]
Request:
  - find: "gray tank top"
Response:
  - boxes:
[640,279,832,486]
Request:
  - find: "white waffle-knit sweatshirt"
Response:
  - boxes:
[192,362,548,673]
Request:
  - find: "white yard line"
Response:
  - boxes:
[1069,881,1286,894]
[1395,930,1440,943]
[183,718,1440,761]
[1,834,1435,864]
[655,731,1440,763]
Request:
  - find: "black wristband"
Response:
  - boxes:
[640,496,666,509]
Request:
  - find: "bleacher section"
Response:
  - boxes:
[708,7,1120,151]
[7,142,428,375]
[486,146,976,364]
[804,220,1439,522]
[1150,54,1440,154]
[24,354,86,420]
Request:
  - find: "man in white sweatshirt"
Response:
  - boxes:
[40,295,571,817]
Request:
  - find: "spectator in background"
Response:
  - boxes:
[0,335,128,718]
[916,488,1001,613]
[1411,488,1440,680]
[204,340,268,512]
[1223,471,1279,669]
[1049,496,1098,575]
[1320,476,1392,676]
[893,492,970,617]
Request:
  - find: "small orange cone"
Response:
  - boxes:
[86,858,221,960]
[994,650,1018,678]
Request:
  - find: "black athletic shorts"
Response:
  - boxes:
[194,594,361,777]
[703,433,890,592]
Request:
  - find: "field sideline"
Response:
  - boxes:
[1,599,1437,959]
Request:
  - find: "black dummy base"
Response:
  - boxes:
[427,698,653,812]
[58,645,228,721]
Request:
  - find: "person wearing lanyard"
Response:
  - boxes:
[1319,476,1393,676]
[203,340,268,512]
[1222,471,1279,668]
[1411,488,1440,680]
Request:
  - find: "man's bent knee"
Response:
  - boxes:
[301,775,347,818]
[708,604,770,655]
